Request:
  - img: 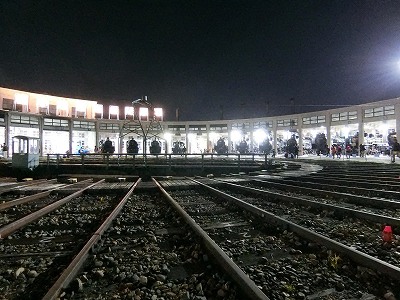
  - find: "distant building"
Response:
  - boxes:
[0,86,399,156]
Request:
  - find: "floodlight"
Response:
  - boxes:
[253,129,267,143]
[188,133,197,141]
[381,123,389,134]
[342,127,349,137]
[164,132,171,140]
[230,130,242,142]
[209,132,219,141]
[283,131,291,140]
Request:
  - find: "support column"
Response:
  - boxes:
[39,116,44,156]
[185,124,189,154]
[272,121,277,155]
[357,107,364,155]
[68,119,73,155]
[95,120,100,150]
[326,112,331,148]
[227,123,232,153]
[395,103,400,137]
[118,123,123,154]
[206,124,210,153]
[5,112,10,158]
[249,123,254,152]
[297,120,303,156]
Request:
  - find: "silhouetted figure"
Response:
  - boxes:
[102,137,114,154]
[286,134,297,158]
[150,140,161,154]
[127,138,139,154]
[215,137,228,154]
[259,139,272,155]
[359,144,366,157]
[237,139,248,154]
[2,143,8,158]
[315,133,327,156]
[391,139,400,163]
[172,141,186,155]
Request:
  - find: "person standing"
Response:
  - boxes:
[331,145,336,159]
[336,145,342,159]
[359,144,366,158]
[391,139,400,163]
[2,143,8,158]
[345,145,352,159]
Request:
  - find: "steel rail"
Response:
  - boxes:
[319,167,400,174]
[42,178,141,300]
[0,179,104,239]
[318,172,400,177]
[253,176,400,199]
[192,178,400,281]
[294,175,400,191]
[251,178,400,209]
[217,178,400,226]
[0,182,75,211]
[152,177,269,300]
[0,179,52,194]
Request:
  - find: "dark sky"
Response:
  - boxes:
[1,0,400,121]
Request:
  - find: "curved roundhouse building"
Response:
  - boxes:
[0,86,398,158]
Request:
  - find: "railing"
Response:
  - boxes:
[45,152,270,169]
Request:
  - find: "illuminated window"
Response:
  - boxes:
[14,93,29,112]
[188,125,206,132]
[139,107,149,121]
[209,124,227,131]
[109,105,119,120]
[154,108,163,121]
[10,115,39,125]
[75,101,86,118]
[44,118,69,127]
[57,100,69,117]
[364,106,395,118]
[167,125,185,132]
[73,121,95,129]
[277,119,297,127]
[232,122,250,130]
[302,115,325,125]
[99,123,119,130]
[125,106,134,119]
[331,111,357,122]
[37,96,49,114]
[253,121,272,129]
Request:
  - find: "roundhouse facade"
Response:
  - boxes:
[0,86,399,157]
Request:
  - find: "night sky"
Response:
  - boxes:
[1,0,400,121]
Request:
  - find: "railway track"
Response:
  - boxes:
[204,178,400,266]
[0,162,399,299]
[1,179,261,299]
[0,179,136,299]
[158,178,399,299]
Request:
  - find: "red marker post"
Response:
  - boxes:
[382,226,393,242]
